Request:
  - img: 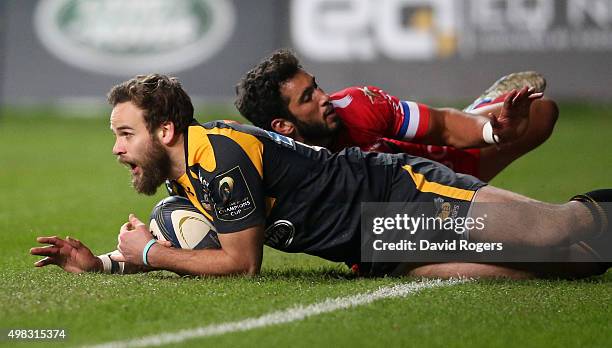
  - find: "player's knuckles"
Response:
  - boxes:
[129,214,143,225]
[65,237,80,248]
[118,229,135,242]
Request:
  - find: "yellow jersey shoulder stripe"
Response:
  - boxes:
[187,125,264,178]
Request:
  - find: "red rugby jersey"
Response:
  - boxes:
[330,86,430,151]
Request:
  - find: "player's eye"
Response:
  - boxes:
[301,88,314,103]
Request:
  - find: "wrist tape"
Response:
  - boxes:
[482,121,500,145]
[97,251,125,274]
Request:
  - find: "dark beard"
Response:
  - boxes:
[292,117,342,148]
[133,137,172,196]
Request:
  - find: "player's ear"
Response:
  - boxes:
[157,121,176,145]
[270,118,296,137]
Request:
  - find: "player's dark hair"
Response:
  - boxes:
[234,49,302,130]
[107,73,194,134]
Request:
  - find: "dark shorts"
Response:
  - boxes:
[356,154,488,277]
[389,153,486,203]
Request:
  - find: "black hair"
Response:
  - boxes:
[234,49,302,130]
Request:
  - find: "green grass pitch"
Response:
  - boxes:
[1,103,611,347]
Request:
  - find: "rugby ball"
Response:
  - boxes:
[149,196,221,250]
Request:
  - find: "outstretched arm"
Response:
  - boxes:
[419,87,542,148]
[112,214,264,276]
[97,250,153,274]
[30,235,168,274]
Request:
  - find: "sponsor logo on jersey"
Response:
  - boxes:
[358,86,381,104]
[264,220,296,248]
[34,0,235,75]
[331,95,353,109]
[434,197,461,220]
[195,168,214,211]
[265,131,296,150]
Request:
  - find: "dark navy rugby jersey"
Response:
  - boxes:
[171,120,484,264]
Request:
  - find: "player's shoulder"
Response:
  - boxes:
[188,120,269,140]
[331,85,396,107]
[186,120,267,165]
[331,85,386,98]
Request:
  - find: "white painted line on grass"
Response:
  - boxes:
[83,278,467,348]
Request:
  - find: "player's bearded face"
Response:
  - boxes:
[290,111,341,144]
[280,70,342,146]
[124,135,171,196]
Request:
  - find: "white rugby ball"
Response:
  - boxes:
[149,196,220,250]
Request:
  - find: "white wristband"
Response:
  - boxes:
[482,121,500,145]
[97,255,112,274]
[97,251,125,274]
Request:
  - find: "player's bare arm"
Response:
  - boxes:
[420,86,543,148]
[113,214,264,276]
[30,235,166,274]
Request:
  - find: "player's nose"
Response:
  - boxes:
[318,90,331,106]
[112,139,126,155]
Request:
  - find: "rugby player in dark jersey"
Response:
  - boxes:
[31,74,611,279]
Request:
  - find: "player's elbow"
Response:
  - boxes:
[520,98,559,152]
[245,264,261,276]
[533,98,559,141]
[236,261,260,276]
[234,257,261,276]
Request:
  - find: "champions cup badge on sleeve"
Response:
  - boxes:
[218,176,235,205]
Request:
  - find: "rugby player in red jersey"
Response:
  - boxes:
[235,49,558,181]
